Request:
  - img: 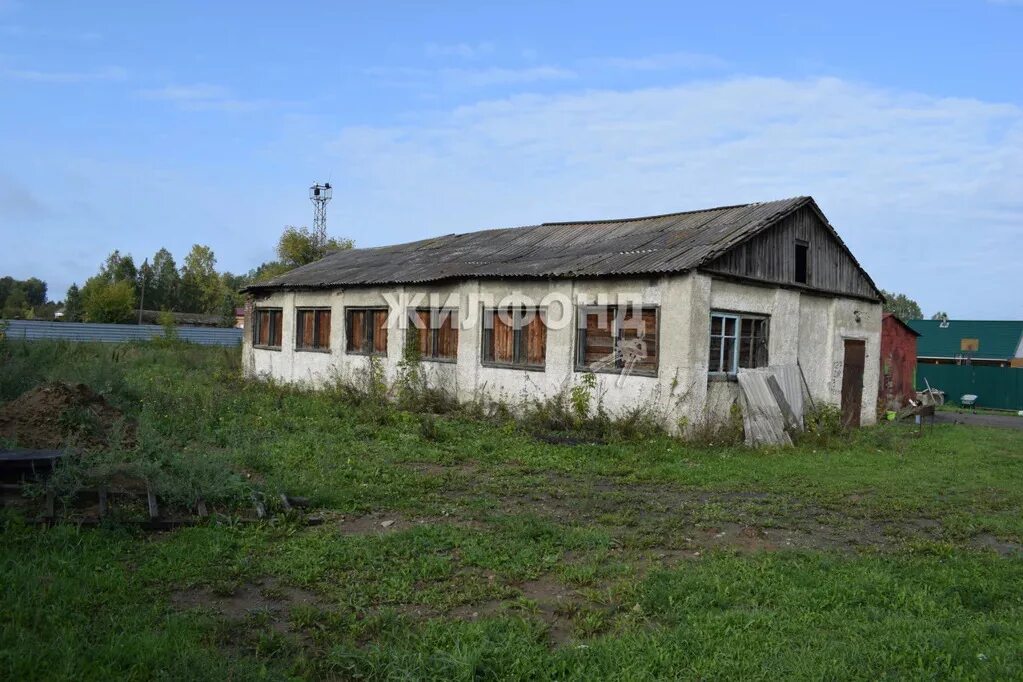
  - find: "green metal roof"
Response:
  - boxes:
[907,319,1023,360]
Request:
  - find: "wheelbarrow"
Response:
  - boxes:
[959,394,978,413]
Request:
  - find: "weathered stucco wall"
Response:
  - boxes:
[242,272,881,431]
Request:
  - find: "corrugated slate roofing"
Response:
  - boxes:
[907,319,1023,360]
[248,196,828,290]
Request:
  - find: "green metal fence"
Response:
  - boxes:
[916,364,1023,410]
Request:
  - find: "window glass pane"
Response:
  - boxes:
[722,337,736,373]
[754,320,769,367]
[724,317,736,336]
[739,337,753,368]
[711,315,722,335]
[709,337,722,372]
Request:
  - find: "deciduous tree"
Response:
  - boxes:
[178,244,221,313]
[880,289,923,322]
[147,247,180,311]
[81,278,136,323]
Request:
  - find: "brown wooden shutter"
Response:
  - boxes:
[258,311,270,346]
[347,310,364,352]
[373,310,388,354]
[622,308,657,372]
[272,310,283,347]
[584,308,615,366]
[436,309,458,359]
[316,310,331,349]
[299,310,315,348]
[413,309,430,356]
[524,309,546,367]
[492,311,514,363]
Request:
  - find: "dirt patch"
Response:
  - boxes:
[0,382,135,451]
[337,511,484,535]
[170,578,321,634]
[404,461,479,477]
[970,534,1022,557]
[338,512,411,535]
[448,575,585,646]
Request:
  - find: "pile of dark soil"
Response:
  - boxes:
[0,382,136,451]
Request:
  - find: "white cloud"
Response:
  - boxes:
[328,76,1023,318]
[138,83,268,112]
[1,65,125,83]
[365,65,575,90]
[425,41,496,59]
[441,66,575,88]
[590,51,728,71]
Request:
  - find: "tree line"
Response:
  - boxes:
[0,277,55,320]
[2,226,353,325]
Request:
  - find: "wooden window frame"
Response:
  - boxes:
[252,307,283,350]
[407,308,459,363]
[794,239,809,285]
[295,307,332,352]
[709,311,769,378]
[345,307,388,357]
[575,305,660,377]
[480,306,547,371]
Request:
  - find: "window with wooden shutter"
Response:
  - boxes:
[253,308,283,349]
[576,306,659,375]
[482,308,546,369]
[296,308,331,351]
[345,308,388,356]
[409,308,459,362]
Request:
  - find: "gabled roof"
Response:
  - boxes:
[907,319,1023,360]
[883,313,921,337]
[247,196,872,293]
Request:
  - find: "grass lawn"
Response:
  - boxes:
[2,341,1022,680]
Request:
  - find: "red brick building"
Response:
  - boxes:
[880,313,920,409]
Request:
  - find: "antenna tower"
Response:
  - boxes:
[309,182,332,244]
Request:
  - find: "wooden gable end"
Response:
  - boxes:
[701,204,881,301]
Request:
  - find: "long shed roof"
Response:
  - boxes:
[248,195,864,291]
[907,319,1023,360]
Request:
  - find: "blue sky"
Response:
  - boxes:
[1,0,1021,317]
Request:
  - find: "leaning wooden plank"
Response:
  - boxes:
[772,365,805,429]
[766,374,800,434]
[737,369,792,447]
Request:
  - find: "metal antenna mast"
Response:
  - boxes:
[309,182,332,245]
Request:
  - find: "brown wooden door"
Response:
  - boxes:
[841,339,866,427]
